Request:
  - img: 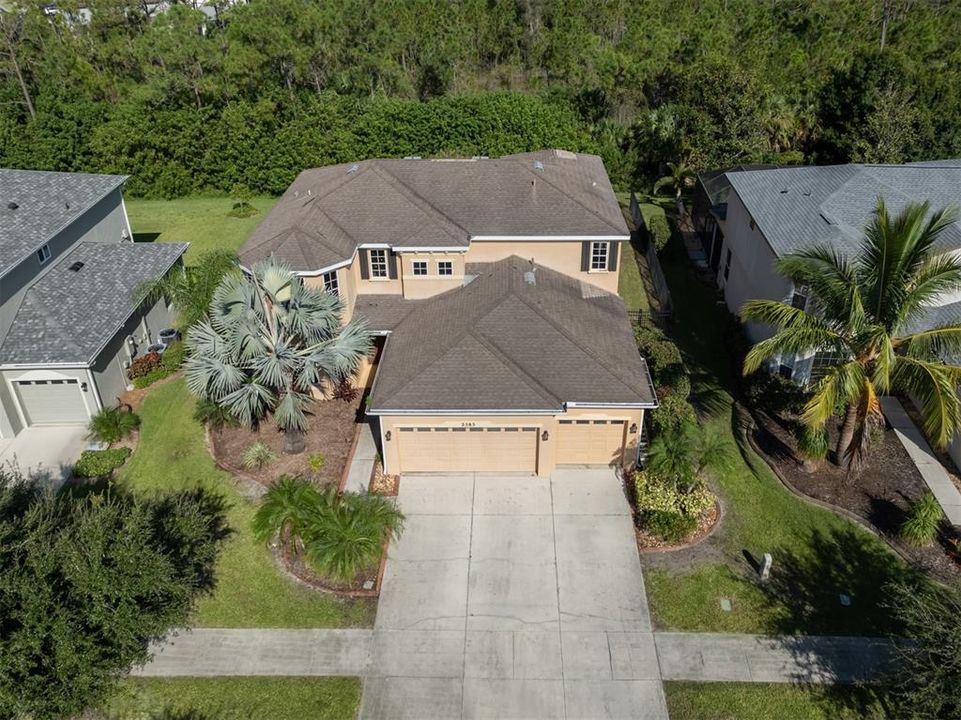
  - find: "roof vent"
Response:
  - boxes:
[524,260,537,285]
[65,201,70,209]
[7,201,17,210]
[346,163,359,174]
[533,160,544,171]
[68,261,84,272]
[779,188,789,194]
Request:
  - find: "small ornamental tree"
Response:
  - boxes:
[0,472,230,719]
[183,258,372,453]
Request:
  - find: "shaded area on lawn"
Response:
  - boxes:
[117,379,375,628]
[664,681,893,720]
[641,226,915,636]
[98,677,360,720]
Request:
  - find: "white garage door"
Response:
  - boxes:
[555,419,627,466]
[397,426,539,473]
[15,379,89,425]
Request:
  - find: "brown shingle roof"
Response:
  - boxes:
[240,151,628,270]
[366,257,656,413]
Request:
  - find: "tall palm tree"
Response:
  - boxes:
[183,258,371,453]
[742,200,961,467]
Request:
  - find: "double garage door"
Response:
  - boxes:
[394,419,628,473]
[14,379,89,426]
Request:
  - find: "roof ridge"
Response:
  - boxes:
[369,163,468,242]
[513,159,626,235]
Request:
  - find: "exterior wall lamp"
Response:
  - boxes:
[629,423,638,434]
[385,430,392,441]
[541,430,549,442]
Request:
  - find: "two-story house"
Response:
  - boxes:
[239,150,657,477]
[0,169,186,438]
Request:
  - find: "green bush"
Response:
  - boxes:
[650,393,698,437]
[900,493,943,548]
[87,407,141,444]
[633,469,714,519]
[133,367,171,389]
[161,341,186,372]
[796,425,829,461]
[129,352,162,379]
[73,447,132,478]
[744,370,810,416]
[647,213,671,253]
[643,510,698,543]
[193,399,238,430]
[242,441,277,470]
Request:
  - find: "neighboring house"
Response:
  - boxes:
[0,169,186,438]
[694,160,961,383]
[239,150,657,477]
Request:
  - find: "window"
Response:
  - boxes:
[778,364,794,379]
[412,261,428,276]
[590,241,609,270]
[369,249,388,279]
[723,248,732,281]
[36,244,50,265]
[437,261,453,276]
[790,286,807,310]
[322,270,339,295]
[811,349,843,381]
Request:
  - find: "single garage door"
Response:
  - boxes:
[555,418,626,466]
[15,379,89,426]
[397,426,538,473]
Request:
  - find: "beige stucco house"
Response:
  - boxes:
[239,150,657,476]
[0,169,185,438]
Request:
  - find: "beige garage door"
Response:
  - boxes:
[396,426,538,473]
[555,419,626,466]
[15,378,89,426]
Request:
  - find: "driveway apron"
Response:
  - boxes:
[360,469,669,720]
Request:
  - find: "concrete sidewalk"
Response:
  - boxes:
[344,422,378,493]
[881,396,961,525]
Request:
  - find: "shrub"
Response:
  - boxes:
[307,453,326,473]
[900,493,943,548]
[87,407,141,444]
[643,510,698,543]
[744,370,809,416]
[132,367,170,389]
[647,212,671,253]
[193,399,238,429]
[796,425,829,461]
[633,469,714,519]
[242,441,277,470]
[129,352,162,379]
[650,393,697,438]
[161,340,186,371]
[73,447,132,478]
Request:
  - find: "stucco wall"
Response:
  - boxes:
[398,251,465,299]
[1,367,98,431]
[464,240,620,294]
[377,406,643,477]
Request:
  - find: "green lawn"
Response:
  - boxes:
[117,378,375,628]
[642,233,915,636]
[103,677,361,719]
[664,682,892,720]
[618,240,650,312]
[125,196,277,263]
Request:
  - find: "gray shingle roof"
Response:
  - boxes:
[353,294,422,332]
[239,151,628,271]
[726,163,961,258]
[0,242,187,366]
[367,257,656,412]
[0,169,127,278]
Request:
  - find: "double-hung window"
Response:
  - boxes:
[412,260,428,276]
[437,261,453,276]
[369,249,388,279]
[322,270,339,296]
[590,241,609,271]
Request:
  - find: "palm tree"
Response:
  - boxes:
[742,200,961,467]
[653,160,696,202]
[647,423,736,492]
[137,249,240,330]
[183,258,372,453]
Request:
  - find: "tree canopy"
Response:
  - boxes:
[1,0,960,196]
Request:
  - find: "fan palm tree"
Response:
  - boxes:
[653,160,696,201]
[742,199,961,467]
[136,249,240,330]
[183,258,372,453]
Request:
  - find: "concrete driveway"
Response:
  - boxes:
[0,425,87,489]
[361,468,667,720]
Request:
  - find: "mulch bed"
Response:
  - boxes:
[635,501,720,553]
[369,459,399,496]
[276,537,383,598]
[115,371,182,412]
[752,407,961,582]
[210,393,364,487]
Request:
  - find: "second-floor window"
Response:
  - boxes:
[590,242,609,270]
[323,270,339,296]
[369,249,388,279]
[412,261,428,276]
[37,244,51,265]
[438,261,453,276]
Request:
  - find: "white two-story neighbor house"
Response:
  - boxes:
[695,160,961,383]
[0,170,186,438]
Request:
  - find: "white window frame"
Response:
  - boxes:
[590,241,609,271]
[37,244,51,265]
[412,260,428,276]
[369,249,388,279]
[322,270,339,296]
[437,260,453,276]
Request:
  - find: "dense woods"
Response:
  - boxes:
[1,0,959,197]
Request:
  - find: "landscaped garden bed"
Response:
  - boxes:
[210,392,364,488]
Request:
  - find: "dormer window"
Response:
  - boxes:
[37,244,50,265]
[369,249,388,279]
